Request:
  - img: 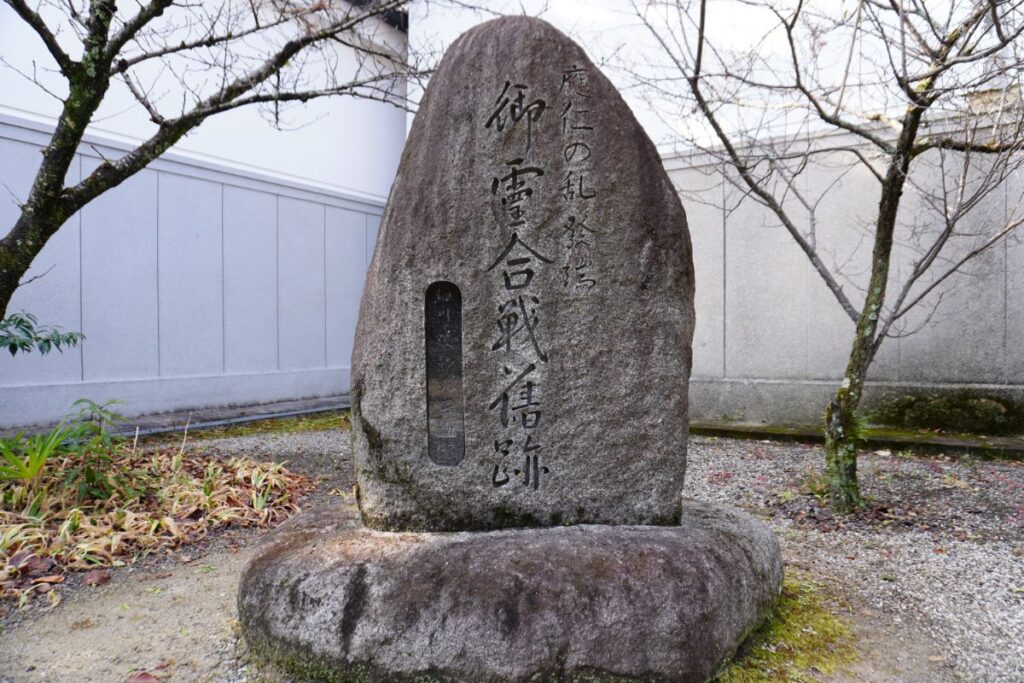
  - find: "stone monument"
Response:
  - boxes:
[239,16,782,682]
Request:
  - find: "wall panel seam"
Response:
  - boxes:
[221,183,227,374]
[156,172,162,377]
[78,154,84,382]
[276,195,281,372]
[323,205,328,368]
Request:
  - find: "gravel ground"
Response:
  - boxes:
[687,435,1024,682]
[1,429,1022,682]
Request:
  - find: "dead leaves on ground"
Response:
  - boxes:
[83,568,111,586]
[1,446,312,605]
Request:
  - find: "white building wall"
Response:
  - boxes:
[665,150,1024,425]
[0,114,389,427]
[0,6,406,427]
[0,3,408,200]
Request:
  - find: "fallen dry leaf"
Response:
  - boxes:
[83,569,111,586]
[7,549,32,567]
[31,574,65,584]
[125,672,160,683]
[24,556,56,574]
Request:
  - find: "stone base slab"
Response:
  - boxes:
[238,500,783,682]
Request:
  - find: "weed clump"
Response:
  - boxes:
[1,401,312,606]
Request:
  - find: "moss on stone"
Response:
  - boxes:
[868,391,1024,435]
[716,571,855,683]
[251,639,696,683]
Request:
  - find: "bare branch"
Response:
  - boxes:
[104,0,175,61]
[4,0,76,74]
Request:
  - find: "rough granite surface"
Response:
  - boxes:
[238,500,783,683]
[351,16,695,532]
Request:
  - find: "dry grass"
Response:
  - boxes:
[1,439,312,606]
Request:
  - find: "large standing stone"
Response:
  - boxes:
[352,15,695,532]
[238,18,783,682]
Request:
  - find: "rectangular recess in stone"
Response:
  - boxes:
[425,281,465,466]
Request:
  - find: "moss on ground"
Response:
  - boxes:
[717,571,856,682]
[144,410,351,443]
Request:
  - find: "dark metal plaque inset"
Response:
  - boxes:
[425,281,465,466]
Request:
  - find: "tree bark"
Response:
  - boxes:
[0,78,105,318]
[823,104,926,511]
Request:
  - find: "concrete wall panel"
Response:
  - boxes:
[158,174,224,377]
[668,144,1020,426]
[80,166,159,381]
[223,187,278,374]
[1006,166,1024,382]
[325,207,367,368]
[278,198,327,371]
[801,153,899,381]
[0,139,82,386]
[724,185,808,379]
[0,115,385,428]
[897,154,1007,383]
[674,165,725,379]
[366,214,381,266]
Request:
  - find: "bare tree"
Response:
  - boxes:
[0,0,429,321]
[629,0,1024,510]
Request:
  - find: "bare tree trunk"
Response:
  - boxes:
[824,105,924,511]
[0,76,105,318]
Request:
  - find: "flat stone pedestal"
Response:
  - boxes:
[238,500,783,682]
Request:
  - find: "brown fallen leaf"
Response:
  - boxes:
[24,556,56,574]
[179,555,193,564]
[125,672,159,683]
[7,549,32,568]
[83,569,111,586]
[32,574,65,584]
[70,618,97,630]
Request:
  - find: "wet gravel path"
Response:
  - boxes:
[1,429,1022,681]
